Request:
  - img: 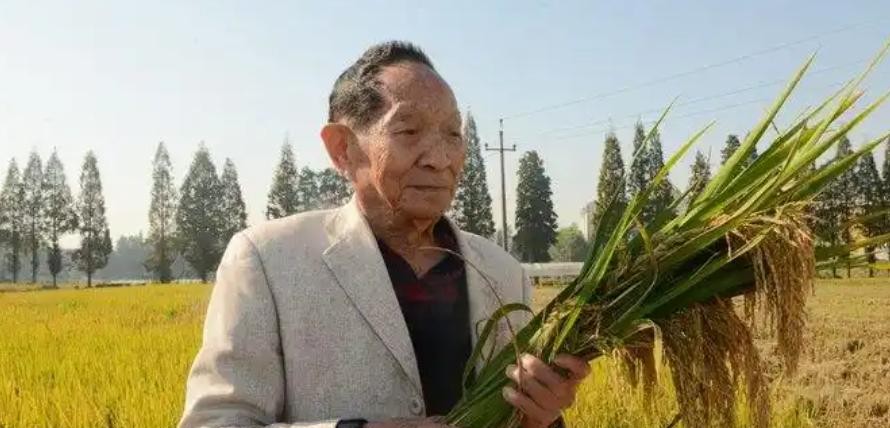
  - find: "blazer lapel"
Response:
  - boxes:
[321,200,422,395]
[446,218,501,374]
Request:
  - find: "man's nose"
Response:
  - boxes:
[418,138,451,170]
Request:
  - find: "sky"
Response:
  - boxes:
[2,0,890,246]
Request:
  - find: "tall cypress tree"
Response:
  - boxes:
[0,159,25,282]
[853,150,883,277]
[829,136,857,277]
[21,152,44,283]
[721,134,757,166]
[176,144,224,282]
[297,166,320,212]
[627,122,649,204]
[266,140,300,219]
[627,123,673,223]
[73,151,112,287]
[147,142,178,283]
[318,168,353,209]
[721,134,742,165]
[220,158,248,246]
[881,139,890,256]
[452,111,496,238]
[811,158,840,276]
[42,150,78,288]
[646,130,674,221]
[512,151,558,262]
[591,132,626,237]
[688,150,711,203]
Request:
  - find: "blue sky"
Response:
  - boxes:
[2,0,890,244]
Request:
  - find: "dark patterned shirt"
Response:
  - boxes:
[375,220,472,416]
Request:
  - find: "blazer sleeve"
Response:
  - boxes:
[178,232,339,428]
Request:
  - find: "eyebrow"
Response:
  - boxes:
[385,105,418,124]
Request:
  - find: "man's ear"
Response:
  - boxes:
[321,123,353,177]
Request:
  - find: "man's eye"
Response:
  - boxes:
[395,129,418,136]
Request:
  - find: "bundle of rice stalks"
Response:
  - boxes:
[447,41,890,428]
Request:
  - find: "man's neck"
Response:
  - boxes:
[357,196,447,274]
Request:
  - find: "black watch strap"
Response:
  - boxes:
[336,419,368,428]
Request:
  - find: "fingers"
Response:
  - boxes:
[502,385,549,427]
[503,353,593,427]
[518,353,566,389]
[505,364,563,410]
[553,353,591,385]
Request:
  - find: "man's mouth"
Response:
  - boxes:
[409,185,448,191]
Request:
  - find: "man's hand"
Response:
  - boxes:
[502,353,591,428]
[365,416,452,428]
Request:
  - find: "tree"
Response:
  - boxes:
[266,140,300,219]
[627,122,649,203]
[176,144,224,282]
[317,168,353,209]
[73,151,112,287]
[826,136,857,277]
[721,134,757,166]
[591,132,626,237]
[512,151,558,262]
[21,152,44,283]
[548,224,588,262]
[220,158,248,246]
[811,163,838,276]
[688,150,711,203]
[0,159,25,282]
[853,150,883,277]
[42,150,78,288]
[721,134,742,165]
[103,234,151,281]
[297,167,320,211]
[881,139,890,257]
[452,111,496,237]
[645,130,674,222]
[147,142,178,283]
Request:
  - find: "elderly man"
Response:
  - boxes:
[179,41,590,428]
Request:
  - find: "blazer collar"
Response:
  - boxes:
[321,199,501,393]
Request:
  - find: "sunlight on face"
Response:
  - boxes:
[351,62,466,221]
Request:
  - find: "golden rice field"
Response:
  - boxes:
[1,279,888,428]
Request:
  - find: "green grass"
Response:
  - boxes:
[2,280,888,427]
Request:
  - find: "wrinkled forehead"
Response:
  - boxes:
[376,62,458,116]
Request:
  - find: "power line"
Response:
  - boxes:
[501,18,887,121]
[516,58,868,142]
[549,98,770,142]
[545,79,848,143]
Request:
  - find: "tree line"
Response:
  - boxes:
[591,123,890,277]
[10,113,875,280]
[0,111,593,283]
[0,151,112,287]
[0,140,353,285]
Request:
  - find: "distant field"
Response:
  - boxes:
[1,279,888,427]
[0,285,209,428]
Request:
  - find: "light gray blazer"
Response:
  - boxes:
[178,199,532,428]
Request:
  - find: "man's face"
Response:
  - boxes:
[348,62,465,222]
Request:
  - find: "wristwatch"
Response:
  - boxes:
[336,419,367,428]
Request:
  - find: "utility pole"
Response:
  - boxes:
[485,118,516,250]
